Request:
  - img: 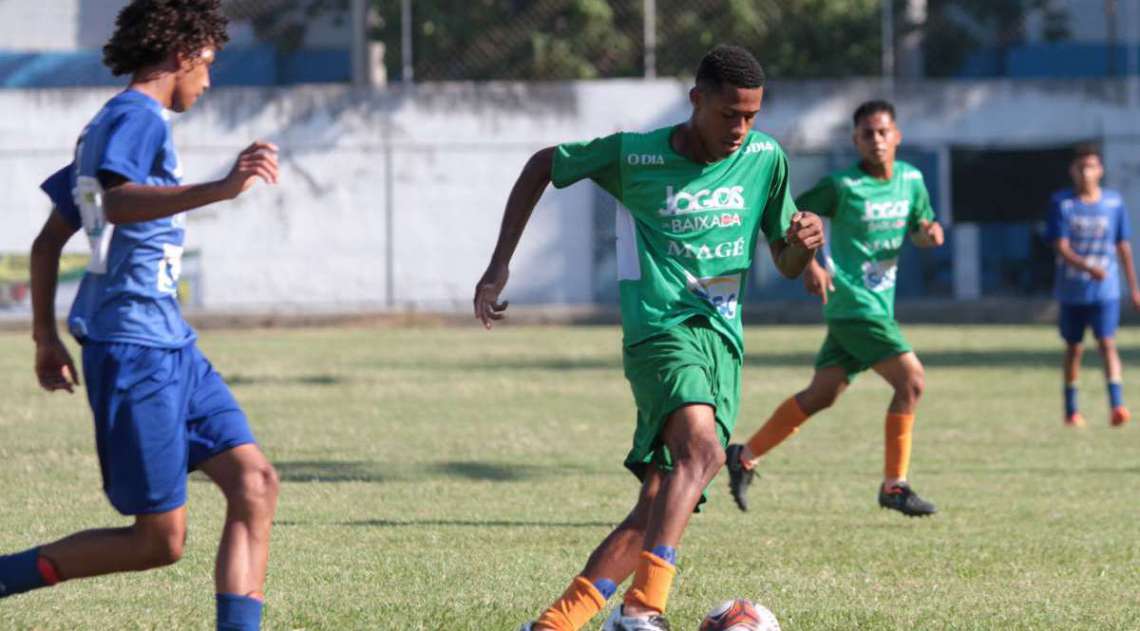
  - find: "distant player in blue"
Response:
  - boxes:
[0,2,280,630]
[1045,145,1140,428]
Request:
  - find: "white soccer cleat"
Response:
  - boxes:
[600,605,672,630]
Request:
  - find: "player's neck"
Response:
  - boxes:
[127,70,175,110]
[671,122,717,165]
[859,160,893,181]
[1076,185,1102,203]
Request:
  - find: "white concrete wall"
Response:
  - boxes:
[2,79,1139,313]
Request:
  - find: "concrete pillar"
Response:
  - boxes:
[953,223,981,299]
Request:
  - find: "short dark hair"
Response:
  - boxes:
[853,100,896,126]
[1071,143,1102,164]
[103,0,230,76]
[696,45,765,92]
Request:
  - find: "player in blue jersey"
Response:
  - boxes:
[0,2,280,630]
[1045,145,1140,428]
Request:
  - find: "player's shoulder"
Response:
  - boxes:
[1050,187,1076,207]
[1101,189,1125,207]
[894,160,925,182]
[828,165,864,191]
[606,127,669,166]
[102,91,168,128]
[738,130,783,158]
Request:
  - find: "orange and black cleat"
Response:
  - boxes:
[878,481,937,517]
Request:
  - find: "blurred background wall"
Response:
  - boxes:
[1,0,1138,317]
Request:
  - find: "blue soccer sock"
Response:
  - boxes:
[216,593,263,631]
[650,545,677,566]
[1107,380,1124,409]
[1064,383,1078,417]
[0,548,54,598]
[592,578,617,600]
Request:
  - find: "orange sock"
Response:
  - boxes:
[744,396,810,464]
[535,576,606,631]
[622,551,677,615]
[884,412,915,480]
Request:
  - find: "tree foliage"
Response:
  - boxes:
[237,0,1072,81]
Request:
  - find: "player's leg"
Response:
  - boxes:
[185,346,277,631]
[726,326,855,511]
[529,470,663,631]
[621,403,724,619]
[1059,302,1087,426]
[198,446,278,631]
[738,366,848,466]
[871,351,936,516]
[0,509,187,597]
[1089,300,1129,426]
[1,342,194,597]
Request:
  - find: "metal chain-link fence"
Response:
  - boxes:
[222,1,1102,83]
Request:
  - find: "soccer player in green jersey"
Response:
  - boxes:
[726,99,945,518]
[473,46,824,631]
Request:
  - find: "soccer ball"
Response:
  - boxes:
[699,598,780,631]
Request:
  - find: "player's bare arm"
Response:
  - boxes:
[30,210,81,393]
[1054,237,1107,280]
[770,210,824,279]
[102,141,278,224]
[473,146,555,329]
[801,257,836,304]
[910,220,944,248]
[1115,240,1140,310]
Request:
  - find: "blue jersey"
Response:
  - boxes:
[1045,188,1131,304]
[40,90,195,348]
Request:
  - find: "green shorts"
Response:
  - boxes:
[622,317,741,506]
[815,317,912,381]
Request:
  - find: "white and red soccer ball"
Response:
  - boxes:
[699,598,780,631]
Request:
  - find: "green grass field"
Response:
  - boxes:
[1,324,1137,630]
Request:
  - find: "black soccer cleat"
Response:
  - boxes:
[725,443,755,512]
[878,481,937,517]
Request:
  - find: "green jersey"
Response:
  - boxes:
[796,161,935,321]
[551,127,796,356]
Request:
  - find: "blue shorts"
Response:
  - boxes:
[1059,300,1120,344]
[81,342,256,515]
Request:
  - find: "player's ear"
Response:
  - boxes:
[689,86,701,110]
[169,50,190,73]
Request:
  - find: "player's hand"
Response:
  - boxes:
[920,221,945,246]
[785,211,824,250]
[35,337,79,393]
[1131,290,1140,311]
[804,262,835,305]
[223,141,279,198]
[473,262,510,330]
[1088,265,1107,281]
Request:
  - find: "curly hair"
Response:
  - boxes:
[103,0,230,76]
[696,45,765,92]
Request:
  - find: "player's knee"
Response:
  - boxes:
[676,438,725,485]
[898,372,925,404]
[229,462,280,514]
[135,524,185,568]
[815,387,842,411]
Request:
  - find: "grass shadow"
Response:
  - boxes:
[431,461,545,481]
[272,459,614,484]
[227,374,343,386]
[304,518,615,529]
[274,460,389,482]
[743,346,1140,369]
